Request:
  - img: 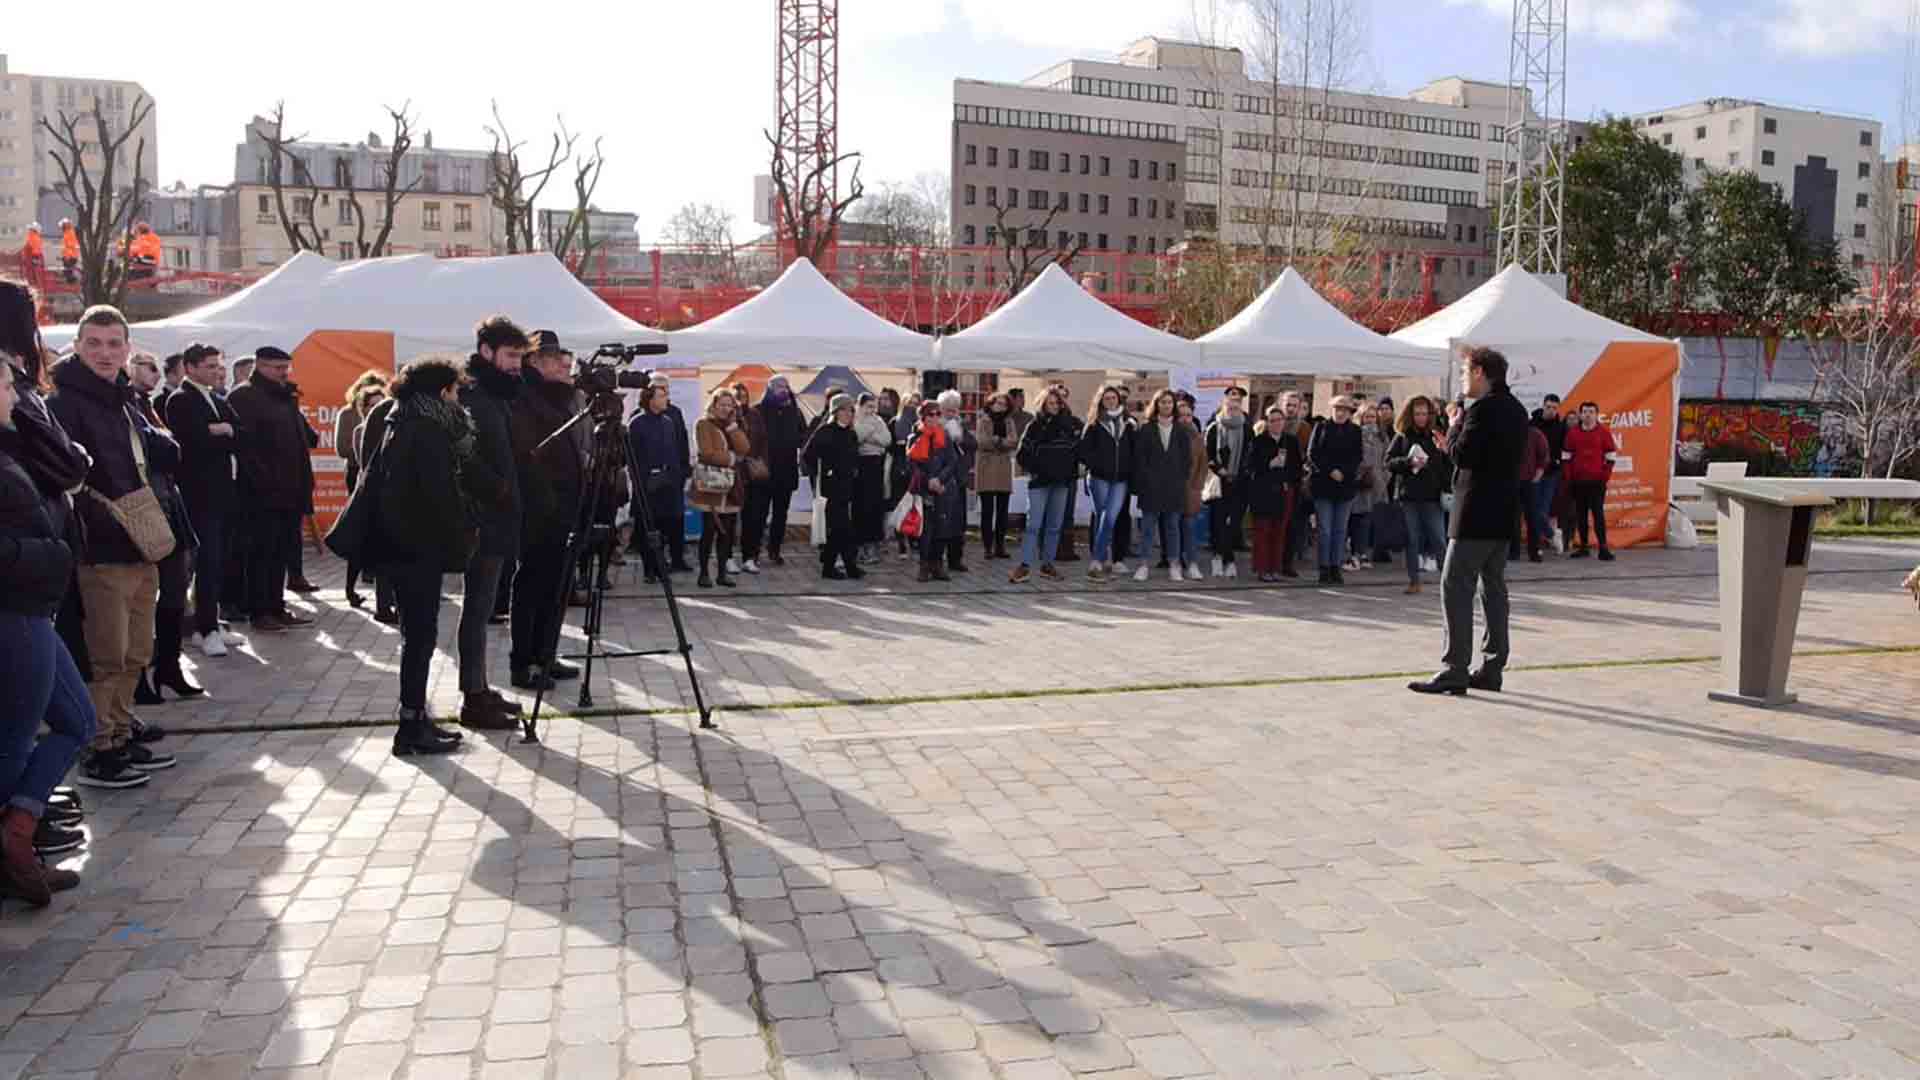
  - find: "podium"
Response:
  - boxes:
[1698,479,1833,707]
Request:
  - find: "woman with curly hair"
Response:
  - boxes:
[336,370,390,608]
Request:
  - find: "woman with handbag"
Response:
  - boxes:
[974,392,1017,561]
[692,388,750,588]
[126,352,203,705]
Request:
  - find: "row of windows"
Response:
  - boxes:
[1227,204,1448,240]
[1069,76,1179,105]
[1229,131,1479,174]
[954,104,1178,143]
[962,184,1180,222]
[961,143,1179,182]
[966,223,1178,254]
[254,154,479,195]
[1229,96,1482,141]
[257,192,475,231]
[1228,169,1479,207]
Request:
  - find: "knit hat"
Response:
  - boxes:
[828,393,854,417]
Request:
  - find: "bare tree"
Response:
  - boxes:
[990,200,1086,296]
[541,137,608,276]
[340,103,423,259]
[485,102,573,253]
[41,91,154,305]
[1810,295,1920,492]
[763,129,864,264]
[847,176,948,248]
[256,103,325,254]
[659,202,740,285]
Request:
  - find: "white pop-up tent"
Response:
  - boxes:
[1198,267,1445,376]
[42,251,664,359]
[1392,264,1683,548]
[932,263,1199,372]
[665,257,930,368]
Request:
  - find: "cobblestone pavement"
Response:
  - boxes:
[2,538,1918,1079]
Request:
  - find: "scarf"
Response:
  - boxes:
[1216,412,1247,473]
[990,411,1009,438]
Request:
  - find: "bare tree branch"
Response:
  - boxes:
[41,92,153,304]
[484,102,575,253]
[763,128,865,265]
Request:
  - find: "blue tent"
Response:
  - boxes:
[798,365,874,400]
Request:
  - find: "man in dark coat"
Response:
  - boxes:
[644,371,692,573]
[801,394,865,580]
[1411,347,1530,696]
[455,316,529,729]
[508,331,586,691]
[741,374,808,571]
[167,343,242,654]
[226,345,315,633]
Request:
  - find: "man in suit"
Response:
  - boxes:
[226,346,316,633]
[167,344,245,657]
[1410,346,1530,696]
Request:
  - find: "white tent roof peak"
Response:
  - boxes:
[665,256,928,366]
[933,263,1199,372]
[1391,263,1668,349]
[1197,267,1443,376]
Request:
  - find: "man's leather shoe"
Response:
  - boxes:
[511,666,555,691]
[1408,673,1470,696]
[287,577,319,594]
[1468,668,1503,692]
[546,660,579,680]
[276,608,315,627]
[459,697,519,731]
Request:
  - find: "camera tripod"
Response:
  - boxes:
[521,392,714,744]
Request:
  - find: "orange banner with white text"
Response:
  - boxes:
[292,330,395,533]
[1560,341,1679,549]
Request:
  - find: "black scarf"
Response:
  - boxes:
[466,354,522,401]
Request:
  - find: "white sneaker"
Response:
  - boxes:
[742,559,761,574]
[221,628,246,645]
[1225,562,1239,579]
[1108,561,1127,575]
[725,557,742,574]
[1133,565,1150,582]
[196,633,229,658]
[1170,565,1184,582]
[1186,562,1205,579]
[1211,557,1225,578]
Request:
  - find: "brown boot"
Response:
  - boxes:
[459,694,519,731]
[0,807,51,907]
[916,564,933,583]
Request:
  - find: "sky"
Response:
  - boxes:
[6,0,1916,242]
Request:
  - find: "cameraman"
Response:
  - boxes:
[507,332,585,692]
[626,383,686,585]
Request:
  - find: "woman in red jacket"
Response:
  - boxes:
[1560,401,1617,561]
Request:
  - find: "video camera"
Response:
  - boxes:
[576,342,669,397]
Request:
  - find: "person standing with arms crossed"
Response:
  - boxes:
[1409,347,1529,696]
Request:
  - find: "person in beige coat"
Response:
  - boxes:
[692,388,752,588]
[974,392,1017,560]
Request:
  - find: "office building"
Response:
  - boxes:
[538,206,643,276]
[0,53,159,249]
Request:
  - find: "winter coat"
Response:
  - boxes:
[748,398,808,492]
[974,411,1017,494]
[1181,422,1208,515]
[802,421,862,503]
[1522,425,1550,485]
[1562,422,1617,485]
[0,429,72,618]
[1243,424,1303,518]
[1306,418,1364,503]
[166,380,241,514]
[510,373,588,549]
[10,370,89,548]
[1204,414,1253,498]
[1448,385,1531,541]
[373,400,476,573]
[457,357,523,559]
[910,423,969,540]
[1007,408,1035,477]
[1078,412,1136,483]
[1385,428,1451,503]
[47,360,167,565]
[627,407,686,509]
[131,393,197,552]
[1532,413,1569,474]
[335,403,368,471]
[1016,410,1083,489]
[854,412,891,459]
[1130,418,1192,514]
[226,371,318,514]
[1356,423,1393,512]
[693,416,751,515]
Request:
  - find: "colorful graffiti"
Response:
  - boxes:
[1675,401,1859,477]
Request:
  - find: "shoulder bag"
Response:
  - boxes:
[694,462,737,495]
[88,412,177,563]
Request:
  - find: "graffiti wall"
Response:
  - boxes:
[1675,400,1859,477]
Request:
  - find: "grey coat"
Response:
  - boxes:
[1355,423,1392,514]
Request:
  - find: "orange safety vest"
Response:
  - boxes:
[131,231,162,263]
[23,231,43,261]
[61,226,78,261]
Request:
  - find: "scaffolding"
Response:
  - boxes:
[1497,0,1569,277]
[774,0,840,259]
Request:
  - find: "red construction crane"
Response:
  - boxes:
[774,0,840,265]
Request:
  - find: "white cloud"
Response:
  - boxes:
[1763,0,1911,56]
[1443,0,1694,44]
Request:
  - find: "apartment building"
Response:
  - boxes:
[221,117,505,268]
[952,37,1542,301]
[0,54,159,249]
[538,206,644,276]
[1632,99,1881,273]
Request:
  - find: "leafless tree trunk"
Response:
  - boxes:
[543,137,607,277]
[485,102,573,254]
[1813,281,1920,488]
[340,103,422,259]
[660,203,741,285]
[990,201,1086,296]
[42,93,153,306]
[257,103,325,254]
[763,129,864,265]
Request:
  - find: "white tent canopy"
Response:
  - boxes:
[664,257,930,368]
[42,251,664,359]
[1198,267,1445,376]
[933,263,1199,372]
[1391,264,1667,350]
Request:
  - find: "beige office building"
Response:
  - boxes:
[0,53,159,249]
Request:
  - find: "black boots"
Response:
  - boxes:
[393,707,462,756]
[145,607,204,701]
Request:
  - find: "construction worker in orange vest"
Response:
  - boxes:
[128,221,161,278]
[22,222,44,273]
[59,218,79,282]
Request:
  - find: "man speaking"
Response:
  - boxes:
[1410,347,1529,696]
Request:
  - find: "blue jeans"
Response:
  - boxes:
[0,614,97,817]
[1141,510,1184,567]
[1314,497,1354,569]
[1180,513,1200,566]
[1403,501,1448,584]
[1020,483,1071,566]
[1532,472,1560,542]
[1088,477,1129,562]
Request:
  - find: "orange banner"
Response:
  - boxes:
[1561,341,1679,548]
[292,330,395,533]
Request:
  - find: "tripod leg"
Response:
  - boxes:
[633,488,717,730]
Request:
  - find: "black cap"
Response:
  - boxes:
[529,330,565,355]
[254,346,292,364]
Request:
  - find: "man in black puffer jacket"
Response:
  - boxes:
[455,317,529,730]
[226,345,316,633]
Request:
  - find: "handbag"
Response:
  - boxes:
[89,413,176,563]
[1201,471,1224,503]
[327,426,388,560]
[693,463,736,495]
[810,495,828,547]
[744,456,771,483]
[899,497,924,540]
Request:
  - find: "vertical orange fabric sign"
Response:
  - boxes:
[292,330,395,532]
[1561,341,1680,548]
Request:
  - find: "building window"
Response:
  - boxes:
[964,144,977,165]
[454,161,473,193]
[1854,223,1868,238]
[454,203,473,232]
[1149,161,1159,180]
[337,242,354,261]
[423,201,442,230]
[1100,156,1111,177]
[422,161,440,190]
[1097,233,1109,249]
[256,194,273,221]
[963,224,976,244]
[1057,230,1070,248]
[964,184,977,206]
[1058,152,1070,173]
[170,248,191,269]
[1729,117,1743,136]
[1467,260,1476,276]
[1147,198,1158,219]
[1853,253,1866,269]
[1009,148,1019,169]
[986,186,998,206]
[1860,162,1873,179]
[1662,132,1672,146]
[1128,197,1139,217]
[1007,186,1019,207]
[987,146,998,166]
[1763,117,1777,135]
[1168,201,1176,220]
[1098,194,1110,215]
[1078,193,1090,213]
[1169,163,1177,182]
[334,157,353,187]
[1761,149,1775,166]
[1079,154,1090,175]
[337,200,354,225]
[1694,158,1705,169]
[1127,235,1138,253]
[1147,237,1158,254]
[1056,191,1069,210]
[985,224,998,244]
[1857,192,1870,208]
[293,197,313,221]
[1861,130,1874,147]
[1027,228,1044,246]
[1468,225,1478,243]
[1029,189,1046,210]
[1694,125,1706,140]
[1130,159,1141,179]
[1028,149,1047,169]
[1728,151,1741,166]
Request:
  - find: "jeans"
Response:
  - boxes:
[1440,538,1511,677]
[1571,480,1609,549]
[510,538,568,671]
[1180,513,1200,566]
[190,502,227,635]
[0,614,97,817]
[1314,497,1354,570]
[1140,510,1184,568]
[1403,501,1448,584]
[1112,490,1134,561]
[1209,483,1247,562]
[459,555,506,694]
[1087,477,1129,562]
[1061,481,1080,552]
[388,561,444,710]
[1020,483,1071,566]
[1532,472,1560,545]
[76,562,158,752]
